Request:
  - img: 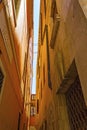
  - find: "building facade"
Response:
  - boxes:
[36,0,87,130]
[30,94,37,126]
[0,0,33,130]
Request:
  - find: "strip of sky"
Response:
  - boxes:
[32,0,40,94]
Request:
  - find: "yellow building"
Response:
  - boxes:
[0,0,33,130]
[36,0,87,130]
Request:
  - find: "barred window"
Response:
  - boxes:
[66,77,87,130]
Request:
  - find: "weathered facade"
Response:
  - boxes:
[36,0,87,130]
[0,0,33,130]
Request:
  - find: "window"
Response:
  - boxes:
[0,68,4,93]
[44,0,46,17]
[41,25,52,88]
[41,82,42,98]
[40,13,43,43]
[30,105,36,116]
[66,77,87,129]
[37,99,39,114]
[43,25,52,88]
[43,65,45,84]
[17,112,21,130]
[0,59,6,102]
[45,120,47,130]
[51,0,58,21]
[23,53,27,84]
[45,25,52,88]
[43,120,47,130]
[50,0,60,49]
[31,94,36,101]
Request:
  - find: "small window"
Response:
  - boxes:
[45,25,52,88]
[50,0,60,49]
[17,112,21,130]
[22,53,27,84]
[41,82,42,98]
[40,13,43,43]
[0,68,4,93]
[43,65,45,84]
[37,99,39,114]
[30,105,36,116]
[31,94,36,101]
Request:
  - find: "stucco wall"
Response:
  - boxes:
[36,0,87,130]
[0,32,21,130]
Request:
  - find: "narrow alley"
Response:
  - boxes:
[0,0,87,130]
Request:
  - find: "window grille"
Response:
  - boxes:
[66,77,87,130]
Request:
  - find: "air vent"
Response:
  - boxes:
[0,68,4,93]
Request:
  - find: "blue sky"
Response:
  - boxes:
[32,0,40,94]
